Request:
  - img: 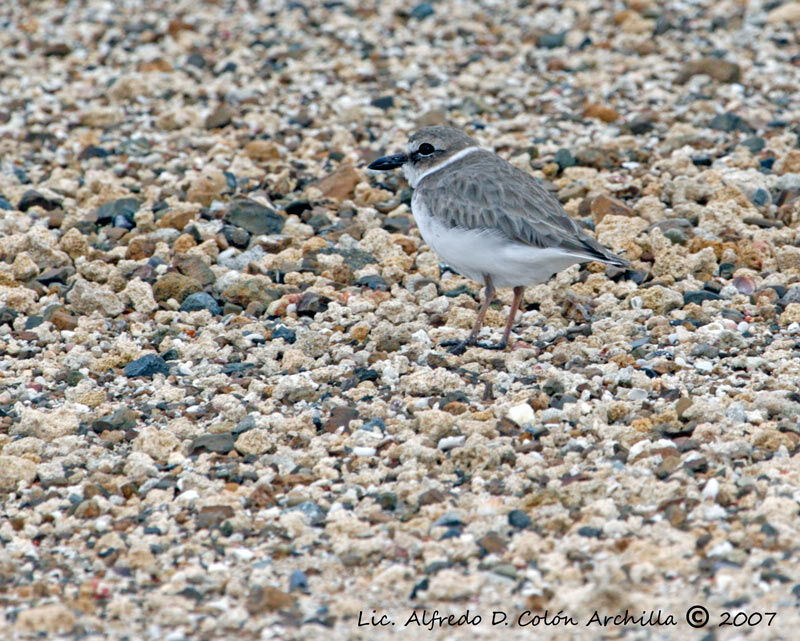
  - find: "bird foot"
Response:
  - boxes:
[440,338,510,354]
[474,340,508,351]
[563,292,596,322]
[440,339,472,355]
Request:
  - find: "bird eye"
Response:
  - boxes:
[417,143,435,156]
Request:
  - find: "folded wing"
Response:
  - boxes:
[418,151,629,267]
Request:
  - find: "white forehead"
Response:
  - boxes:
[405,135,444,154]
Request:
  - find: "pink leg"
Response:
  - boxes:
[500,286,524,348]
[467,275,496,344]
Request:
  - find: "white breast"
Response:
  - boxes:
[411,191,589,288]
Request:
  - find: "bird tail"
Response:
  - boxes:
[580,236,631,268]
[604,251,631,268]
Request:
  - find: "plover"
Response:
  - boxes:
[368,126,629,354]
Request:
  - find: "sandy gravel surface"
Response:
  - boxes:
[2,1,800,639]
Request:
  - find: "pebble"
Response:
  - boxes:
[767,2,800,24]
[694,359,714,373]
[354,274,388,290]
[123,354,170,378]
[189,433,235,455]
[179,292,222,315]
[266,326,293,344]
[433,511,463,528]
[537,32,566,48]
[224,199,285,235]
[196,505,234,529]
[583,103,620,123]
[324,406,358,432]
[96,197,139,226]
[677,58,741,84]
[683,290,722,305]
[554,148,577,170]
[222,225,250,249]
[0,455,37,491]
[663,228,688,245]
[18,189,61,211]
[709,112,752,133]
[626,120,654,135]
[289,569,309,592]
[283,199,311,217]
[4,3,800,639]
[578,193,634,223]
[437,435,466,450]
[741,136,765,154]
[313,164,360,201]
[370,96,394,110]
[296,292,330,315]
[153,272,202,303]
[291,501,326,527]
[410,3,434,20]
[174,255,216,287]
[352,446,377,456]
[205,103,235,129]
[507,510,532,529]
[217,246,266,271]
[507,402,534,427]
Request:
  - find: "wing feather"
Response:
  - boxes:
[417,151,629,266]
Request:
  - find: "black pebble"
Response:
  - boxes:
[123,354,170,378]
[554,148,577,170]
[354,275,388,291]
[186,52,207,68]
[627,120,655,135]
[233,415,257,435]
[508,510,532,529]
[189,433,235,455]
[741,136,765,153]
[537,32,566,48]
[224,171,238,191]
[179,292,222,315]
[683,290,722,305]
[79,145,113,159]
[410,3,434,20]
[370,96,394,110]
[382,216,411,233]
[307,213,331,231]
[289,569,309,591]
[113,214,135,229]
[718,262,735,279]
[272,325,297,343]
[709,112,753,133]
[222,225,251,249]
[750,188,769,206]
[96,197,140,226]
[284,199,312,217]
[18,190,61,212]
[225,198,285,235]
[222,362,256,374]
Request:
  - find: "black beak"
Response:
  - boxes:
[368,153,407,170]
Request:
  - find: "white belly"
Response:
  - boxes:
[411,192,586,288]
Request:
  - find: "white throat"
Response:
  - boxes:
[403,146,480,188]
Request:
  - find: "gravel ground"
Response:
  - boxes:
[2,1,800,639]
